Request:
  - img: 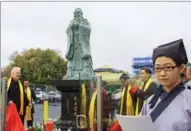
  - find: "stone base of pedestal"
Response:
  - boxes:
[52,80,92,131]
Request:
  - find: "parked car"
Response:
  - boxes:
[48,91,62,102]
[35,91,49,104]
[35,88,42,91]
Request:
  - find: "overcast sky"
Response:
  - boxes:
[1,2,191,73]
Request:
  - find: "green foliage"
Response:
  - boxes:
[5,48,67,84]
[186,62,191,67]
[33,123,44,131]
[105,84,121,95]
[1,65,13,78]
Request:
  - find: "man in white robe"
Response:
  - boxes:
[184,66,191,87]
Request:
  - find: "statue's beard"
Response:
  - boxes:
[74,16,82,22]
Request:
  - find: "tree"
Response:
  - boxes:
[187,62,191,67]
[1,65,13,78]
[6,48,67,84]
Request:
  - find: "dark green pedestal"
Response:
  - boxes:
[52,80,89,131]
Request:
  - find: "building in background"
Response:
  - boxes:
[132,57,153,76]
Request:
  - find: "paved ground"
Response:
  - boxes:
[33,102,61,123]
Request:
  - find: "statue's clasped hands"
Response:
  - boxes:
[73,21,80,27]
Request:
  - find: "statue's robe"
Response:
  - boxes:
[65,18,94,78]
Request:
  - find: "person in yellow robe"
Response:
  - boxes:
[89,81,111,131]
[108,74,138,131]
[131,67,158,115]
[7,67,31,124]
[24,80,36,128]
[119,74,136,116]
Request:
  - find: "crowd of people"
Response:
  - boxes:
[6,67,36,131]
[3,38,191,131]
[108,39,191,131]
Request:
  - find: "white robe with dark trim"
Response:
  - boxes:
[140,88,191,131]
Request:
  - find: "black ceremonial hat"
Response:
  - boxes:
[153,39,188,65]
[119,73,130,80]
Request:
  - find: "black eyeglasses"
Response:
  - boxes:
[154,66,177,72]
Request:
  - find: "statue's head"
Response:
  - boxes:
[74,8,83,21]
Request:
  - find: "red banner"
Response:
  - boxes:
[6,102,25,131]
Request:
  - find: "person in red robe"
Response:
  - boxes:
[89,81,111,131]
